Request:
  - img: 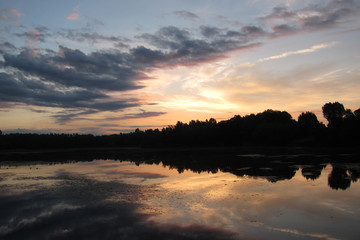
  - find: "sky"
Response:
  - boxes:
[0,0,360,134]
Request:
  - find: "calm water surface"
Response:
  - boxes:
[1,152,360,240]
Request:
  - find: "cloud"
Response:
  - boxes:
[57,29,129,44]
[173,10,199,20]
[15,27,50,44]
[209,59,360,117]
[139,26,262,67]
[263,0,360,37]
[0,42,16,54]
[0,69,141,123]
[1,41,166,123]
[0,72,106,106]
[257,42,337,62]
[2,0,359,127]
[0,21,272,124]
[67,5,80,20]
[67,12,79,20]
[98,123,119,127]
[200,26,222,38]
[108,110,167,120]
[0,8,23,23]
[3,46,145,91]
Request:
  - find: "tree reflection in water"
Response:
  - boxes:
[328,163,360,190]
[1,148,359,190]
[130,150,360,189]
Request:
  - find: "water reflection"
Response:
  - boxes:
[0,173,239,240]
[301,164,326,180]
[1,150,360,190]
[1,149,360,240]
[128,151,360,190]
[328,163,360,190]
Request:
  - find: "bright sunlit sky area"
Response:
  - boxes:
[1,0,360,134]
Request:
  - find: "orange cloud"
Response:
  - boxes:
[7,9,23,16]
[67,6,79,20]
[67,12,79,20]
[0,8,23,23]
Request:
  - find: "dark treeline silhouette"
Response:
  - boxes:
[1,101,359,149]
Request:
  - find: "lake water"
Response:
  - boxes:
[1,150,360,240]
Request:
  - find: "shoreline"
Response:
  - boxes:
[1,145,359,162]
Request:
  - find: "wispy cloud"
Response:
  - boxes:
[57,29,129,45]
[258,42,337,63]
[67,5,80,20]
[16,27,49,44]
[173,10,199,20]
[0,8,23,23]
[108,110,167,120]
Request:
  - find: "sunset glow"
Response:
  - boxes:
[1,0,359,134]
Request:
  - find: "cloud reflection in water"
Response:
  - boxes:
[0,169,240,240]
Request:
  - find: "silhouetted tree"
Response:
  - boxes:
[1,101,359,149]
[250,110,297,145]
[322,102,345,129]
[298,112,319,127]
[344,109,354,119]
[297,111,325,144]
[354,108,360,119]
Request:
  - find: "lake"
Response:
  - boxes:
[1,149,360,240]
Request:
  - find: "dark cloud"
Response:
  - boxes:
[129,46,167,67]
[3,47,145,92]
[140,26,191,50]
[30,108,49,113]
[263,0,360,36]
[270,24,299,38]
[98,123,119,127]
[15,26,50,44]
[0,72,107,106]
[113,41,129,49]
[0,41,16,54]
[241,26,266,36]
[200,26,223,38]
[261,5,296,20]
[0,71,140,123]
[51,110,103,124]
[173,10,199,20]
[139,26,261,67]
[109,110,167,120]
[302,8,353,29]
[200,25,264,40]
[57,29,129,44]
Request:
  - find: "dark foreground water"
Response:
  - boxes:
[1,149,360,240]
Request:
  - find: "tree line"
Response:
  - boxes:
[1,101,359,149]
